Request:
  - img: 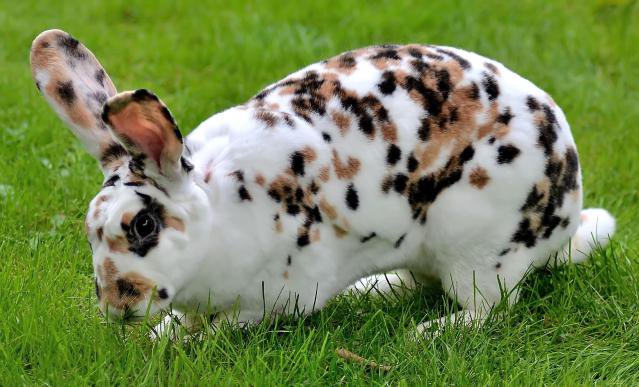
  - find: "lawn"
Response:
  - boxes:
[1,0,638,384]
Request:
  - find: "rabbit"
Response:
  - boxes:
[30,29,615,338]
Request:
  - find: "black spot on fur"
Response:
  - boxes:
[407,153,419,172]
[386,144,402,165]
[497,108,513,125]
[526,96,540,111]
[481,73,500,100]
[231,170,245,182]
[287,204,300,215]
[563,148,579,191]
[418,117,431,141]
[560,218,570,228]
[521,185,544,212]
[361,232,377,243]
[407,48,423,58]
[322,132,332,143]
[92,91,108,106]
[512,218,537,247]
[345,184,359,210]
[124,181,144,187]
[393,174,408,193]
[287,255,292,266]
[435,69,452,99]
[57,80,75,105]
[497,145,521,164]
[371,49,400,60]
[297,234,310,247]
[95,69,106,86]
[403,76,442,116]
[290,151,305,176]
[498,248,510,256]
[238,186,252,201]
[449,107,459,124]
[57,34,86,59]
[488,137,496,145]
[102,175,120,188]
[132,89,158,102]
[537,104,559,156]
[378,71,397,95]
[268,189,281,202]
[435,48,471,69]
[100,143,128,167]
[394,233,406,248]
[381,176,393,193]
[495,262,502,269]
[158,288,169,300]
[459,145,475,163]
[116,278,140,298]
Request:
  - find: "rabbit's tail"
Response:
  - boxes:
[560,208,615,263]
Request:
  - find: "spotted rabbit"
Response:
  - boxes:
[31,29,614,338]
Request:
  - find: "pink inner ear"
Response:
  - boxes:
[108,103,164,166]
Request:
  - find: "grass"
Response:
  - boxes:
[1,0,638,384]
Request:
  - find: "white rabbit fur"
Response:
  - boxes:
[30,29,615,337]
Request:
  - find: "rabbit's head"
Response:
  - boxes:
[30,30,209,321]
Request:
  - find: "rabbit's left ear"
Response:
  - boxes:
[30,29,120,163]
[102,89,186,178]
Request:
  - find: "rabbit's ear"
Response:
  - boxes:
[102,89,185,178]
[30,29,121,163]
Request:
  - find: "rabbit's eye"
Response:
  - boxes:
[132,213,157,239]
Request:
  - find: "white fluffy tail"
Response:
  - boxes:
[561,208,616,263]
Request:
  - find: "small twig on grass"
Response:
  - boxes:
[335,347,392,373]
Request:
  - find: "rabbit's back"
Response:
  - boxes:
[189,44,582,272]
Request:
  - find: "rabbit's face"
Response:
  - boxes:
[87,172,184,320]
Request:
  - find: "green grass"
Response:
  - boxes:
[1,0,638,384]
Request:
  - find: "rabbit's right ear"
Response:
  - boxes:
[30,29,125,167]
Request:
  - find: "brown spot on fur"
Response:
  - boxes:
[96,227,104,241]
[311,228,321,242]
[381,122,398,143]
[255,110,278,127]
[333,224,348,238]
[278,86,296,96]
[103,257,118,283]
[331,150,361,180]
[325,53,358,75]
[165,216,185,232]
[283,270,289,279]
[319,166,330,182]
[121,212,134,226]
[107,236,128,253]
[495,124,510,139]
[469,167,490,189]
[319,197,338,220]
[255,174,266,186]
[331,111,351,135]
[302,146,317,162]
